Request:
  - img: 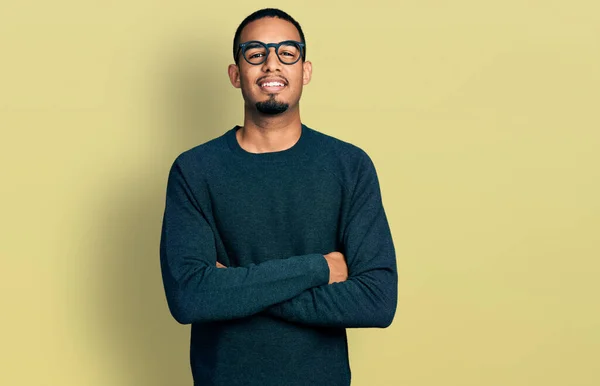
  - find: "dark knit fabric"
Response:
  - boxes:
[159,123,398,386]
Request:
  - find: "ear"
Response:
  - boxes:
[228,63,241,88]
[302,60,312,85]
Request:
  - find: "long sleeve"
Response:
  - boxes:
[159,157,330,325]
[264,151,398,328]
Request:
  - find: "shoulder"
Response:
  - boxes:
[305,125,378,192]
[168,132,230,179]
[307,125,375,171]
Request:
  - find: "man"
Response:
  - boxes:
[160,8,397,386]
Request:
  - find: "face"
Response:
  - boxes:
[228,17,312,116]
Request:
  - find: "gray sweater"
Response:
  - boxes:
[160,123,398,386]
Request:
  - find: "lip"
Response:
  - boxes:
[258,78,287,94]
[257,76,288,92]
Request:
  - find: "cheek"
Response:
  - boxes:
[289,74,305,92]
[238,77,254,99]
[239,69,256,88]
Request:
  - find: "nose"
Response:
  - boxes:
[261,47,282,71]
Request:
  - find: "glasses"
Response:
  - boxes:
[236,40,306,65]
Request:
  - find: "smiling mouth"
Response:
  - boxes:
[258,78,287,93]
[262,81,284,87]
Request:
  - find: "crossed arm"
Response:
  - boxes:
[160,152,397,328]
[216,153,397,328]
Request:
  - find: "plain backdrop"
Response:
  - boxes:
[1,1,599,385]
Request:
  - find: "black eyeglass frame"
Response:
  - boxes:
[235,40,306,65]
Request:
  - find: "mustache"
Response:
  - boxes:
[256,75,288,85]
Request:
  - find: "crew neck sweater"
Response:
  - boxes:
[160,123,398,386]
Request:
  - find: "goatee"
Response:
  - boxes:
[256,95,289,115]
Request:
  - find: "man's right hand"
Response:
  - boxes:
[323,252,348,284]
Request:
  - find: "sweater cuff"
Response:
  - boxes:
[305,253,330,286]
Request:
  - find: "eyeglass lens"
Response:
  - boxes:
[244,42,301,64]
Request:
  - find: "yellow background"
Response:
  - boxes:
[1,1,599,385]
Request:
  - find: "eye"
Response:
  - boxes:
[244,46,267,61]
[277,42,300,60]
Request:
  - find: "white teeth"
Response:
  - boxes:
[261,82,284,87]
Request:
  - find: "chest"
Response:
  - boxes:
[204,165,348,263]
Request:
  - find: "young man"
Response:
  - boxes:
[160,8,398,386]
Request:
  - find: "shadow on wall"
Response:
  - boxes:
[92,39,237,385]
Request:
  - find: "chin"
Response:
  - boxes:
[255,97,289,115]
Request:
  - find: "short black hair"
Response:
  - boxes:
[233,8,306,63]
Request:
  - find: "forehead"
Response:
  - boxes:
[240,17,301,43]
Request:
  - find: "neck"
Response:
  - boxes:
[238,106,303,153]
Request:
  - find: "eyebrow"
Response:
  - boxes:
[246,42,264,47]
[245,40,298,46]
